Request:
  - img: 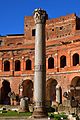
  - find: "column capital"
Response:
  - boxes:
[33,8,48,24]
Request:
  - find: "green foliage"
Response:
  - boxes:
[48,112,68,120]
[0,111,32,116]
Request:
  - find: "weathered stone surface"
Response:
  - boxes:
[32,8,47,118]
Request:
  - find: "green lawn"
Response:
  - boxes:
[0,110,68,120]
[0,111,32,116]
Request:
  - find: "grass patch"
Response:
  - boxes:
[0,111,32,116]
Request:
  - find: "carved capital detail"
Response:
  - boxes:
[33,8,47,24]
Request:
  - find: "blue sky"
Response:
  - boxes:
[0,0,80,35]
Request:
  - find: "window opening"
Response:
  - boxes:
[26,59,32,70]
[60,55,66,68]
[73,53,79,66]
[48,57,54,69]
[4,60,10,71]
[15,60,21,71]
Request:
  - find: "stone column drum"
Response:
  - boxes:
[56,84,61,104]
[33,8,47,118]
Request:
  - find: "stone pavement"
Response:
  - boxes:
[0,117,53,120]
[0,117,27,120]
[0,116,54,120]
[27,116,53,120]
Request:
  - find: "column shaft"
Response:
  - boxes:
[33,8,47,118]
[34,23,46,107]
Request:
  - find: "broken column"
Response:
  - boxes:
[33,8,47,118]
[56,84,61,104]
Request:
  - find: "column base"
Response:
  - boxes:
[18,107,29,113]
[32,106,48,118]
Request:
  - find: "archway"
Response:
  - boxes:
[70,76,80,96]
[1,80,11,105]
[46,78,57,106]
[22,80,33,103]
[70,76,80,107]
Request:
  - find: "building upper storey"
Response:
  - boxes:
[0,13,80,50]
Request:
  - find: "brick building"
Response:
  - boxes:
[0,13,80,105]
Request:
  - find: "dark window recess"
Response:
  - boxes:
[15,60,21,71]
[26,59,32,70]
[32,29,35,36]
[4,60,10,71]
[48,57,54,69]
[73,53,79,66]
[60,55,66,68]
[0,40,2,46]
[52,29,54,31]
[60,26,63,30]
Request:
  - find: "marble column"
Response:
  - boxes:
[56,84,61,104]
[33,8,47,118]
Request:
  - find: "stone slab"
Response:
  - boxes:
[27,116,53,120]
[0,117,54,120]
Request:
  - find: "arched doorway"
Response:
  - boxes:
[46,78,57,106]
[1,80,11,105]
[70,76,80,107]
[22,80,33,103]
[71,76,80,96]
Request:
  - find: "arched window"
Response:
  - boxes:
[48,57,54,69]
[60,55,66,68]
[4,60,10,71]
[73,53,79,66]
[26,59,32,70]
[15,60,21,71]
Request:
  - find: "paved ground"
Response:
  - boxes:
[0,116,53,120]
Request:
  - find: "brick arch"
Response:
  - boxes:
[0,80,11,105]
[70,76,80,102]
[17,43,22,45]
[7,43,14,46]
[46,78,58,105]
[21,79,33,103]
[71,76,80,87]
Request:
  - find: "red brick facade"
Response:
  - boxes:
[0,13,80,105]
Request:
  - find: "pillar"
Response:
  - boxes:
[21,56,24,71]
[0,58,2,72]
[56,84,61,104]
[10,57,14,76]
[32,8,47,118]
